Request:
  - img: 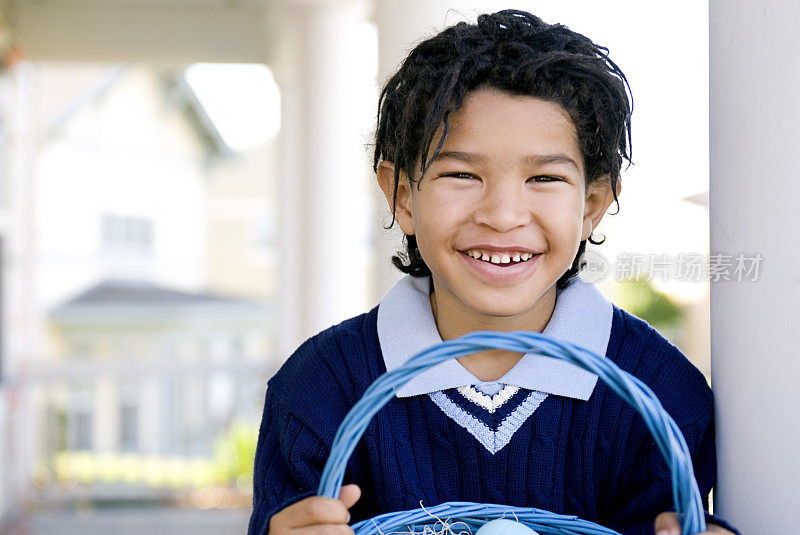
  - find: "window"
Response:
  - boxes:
[119,382,139,452]
[68,385,94,451]
[69,410,92,451]
[101,214,153,252]
[119,404,137,452]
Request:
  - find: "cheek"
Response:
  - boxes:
[414,190,466,231]
[411,196,468,265]
[536,194,585,234]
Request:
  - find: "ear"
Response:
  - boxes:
[377,160,415,236]
[581,175,620,241]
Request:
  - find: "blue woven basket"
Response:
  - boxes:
[316,331,706,535]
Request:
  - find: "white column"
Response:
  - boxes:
[709,1,800,532]
[139,377,160,454]
[94,378,116,452]
[0,389,8,520]
[2,62,40,510]
[268,4,303,359]
[272,0,375,349]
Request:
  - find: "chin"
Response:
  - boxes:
[467,300,533,319]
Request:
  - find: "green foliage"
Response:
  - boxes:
[50,422,260,490]
[213,420,259,487]
[615,279,682,328]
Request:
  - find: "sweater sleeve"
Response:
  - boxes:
[596,309,740,535]
[247,386,330,535]
[602,402,739,535]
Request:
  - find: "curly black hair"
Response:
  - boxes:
[373,9,632,290]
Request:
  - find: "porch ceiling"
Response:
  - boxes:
[6,0,280,64]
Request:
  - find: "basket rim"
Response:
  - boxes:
[316,330,707,535]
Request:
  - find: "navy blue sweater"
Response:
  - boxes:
[248,304,738,535]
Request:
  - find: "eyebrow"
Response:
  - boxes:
[432,151,581,172]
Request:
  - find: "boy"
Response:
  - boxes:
[250,10,738,535]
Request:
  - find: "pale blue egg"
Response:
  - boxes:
[475,518,540,535]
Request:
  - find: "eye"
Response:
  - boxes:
[441,172,479,180]
[528,175,564,183]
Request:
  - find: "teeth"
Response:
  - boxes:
[465,249,536,264]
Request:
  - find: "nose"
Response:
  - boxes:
[472,182,532,232]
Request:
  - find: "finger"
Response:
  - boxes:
[272,496,351,529]
[706,525,735,534]
[653,511,681,535]
[338,484,362,510]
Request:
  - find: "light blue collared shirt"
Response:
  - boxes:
[376,275,614,400]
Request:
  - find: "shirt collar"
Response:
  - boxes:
[376,274,613,400]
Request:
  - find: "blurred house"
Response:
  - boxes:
[40,280,271,459]
[0,62,280,505]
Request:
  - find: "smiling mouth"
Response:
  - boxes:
[460,249,540,266]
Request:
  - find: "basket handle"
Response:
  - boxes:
[317,330,706,534]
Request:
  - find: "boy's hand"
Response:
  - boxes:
[654,512,735,535]
[269,484,361,535]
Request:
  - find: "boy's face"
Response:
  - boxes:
[378,88,616,328]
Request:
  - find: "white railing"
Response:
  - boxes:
[6,356,277,506]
